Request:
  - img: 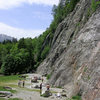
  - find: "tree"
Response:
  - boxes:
[1,55,15,75]
[1,49,30,75]
[41,45,50,60]
[18,38,26,49]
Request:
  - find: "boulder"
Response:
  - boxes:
[46,90,52,96]
[0,91,12,97]
[37,77,41,80]
[61,92,67,97]
[42,90,52,97]
[34,85,40,89]
[3,86,12,90]
[31,79,38,83]
[19,75,26,79]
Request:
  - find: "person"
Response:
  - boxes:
[22,80,25,88]
[46,84,50,91]
[56,92,61,98]
[34,76,37,82]
[18,79,21,87]
[40,83,42,95]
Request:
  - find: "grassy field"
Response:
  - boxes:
[0,75,23,100]
[0,98,23,100]
[0,75,19,86]
[0,75,19,83]
[0,86,16,93]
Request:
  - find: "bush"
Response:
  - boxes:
[67,95,81,100]
[46,74,51,80]
[72,95,81,100]
[41,45,50,60]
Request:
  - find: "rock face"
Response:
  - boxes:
[37,0,100,99]
[0,34,16,42]
[59,0,66,6]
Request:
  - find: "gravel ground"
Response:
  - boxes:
[10,74,67,100]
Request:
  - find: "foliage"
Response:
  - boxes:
[72,95,81,100]
[1,51,30,75]
[91,0,100,13]
[46,74,51,80]
[41,93,49,97]
[87,0,100,19]
[0,0,80,75]
[67,95,81,100]
[41,45,50,59]
[91,0,97,12]
[52,0,80,24]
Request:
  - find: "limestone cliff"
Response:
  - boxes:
[37,0,100,99]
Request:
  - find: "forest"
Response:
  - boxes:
[0,0,83,75]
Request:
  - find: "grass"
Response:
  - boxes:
[51,91,57,93]
[16,86,40,93]
[8,98,23,100]
[41,93,49,98]
[56,86,62,89]
[0,75,28,100]
[25,88,40,92]
[22,87,58,94]
[0,75,24,87]
[0,98,7,100]
[0,75,19,83]
[0,75,19,95]
[0,86,16,93]
[67,95,81,100]
[0,98,23,100]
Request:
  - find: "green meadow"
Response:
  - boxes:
[0,75,19,86]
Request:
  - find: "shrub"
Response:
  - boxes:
[46,74,51,80]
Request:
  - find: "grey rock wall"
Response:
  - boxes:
[37,0,100,99]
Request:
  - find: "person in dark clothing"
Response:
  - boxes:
[22,80,25,88]
[40,83,42,95]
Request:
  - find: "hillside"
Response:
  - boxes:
[37,0,100,100]
[0,34,16,42]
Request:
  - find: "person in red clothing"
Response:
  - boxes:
[46,84,50,91]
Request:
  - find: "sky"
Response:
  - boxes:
[0,0,59,39]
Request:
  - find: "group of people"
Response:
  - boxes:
[40,76,50,95]
[31,76,38,83]
[18,75,50,95]
[18,79,25,88]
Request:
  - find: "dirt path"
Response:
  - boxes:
[10,74,67,100]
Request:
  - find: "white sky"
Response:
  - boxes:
[0,0,59,9]
[0,0,59,39]
[0,22,44,39]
